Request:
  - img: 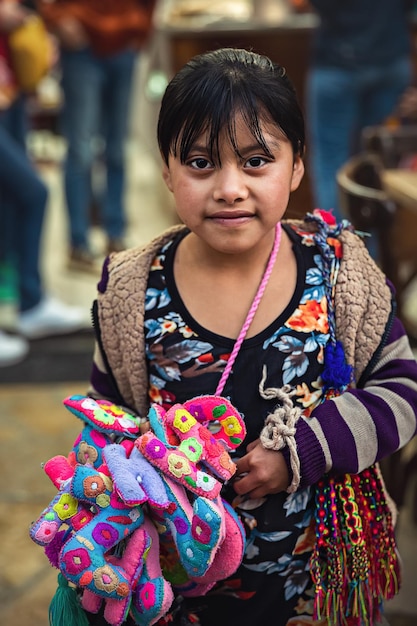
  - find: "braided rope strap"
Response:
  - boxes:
[258,367,302,494]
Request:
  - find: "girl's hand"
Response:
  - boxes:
[233,439,290,498]
[139,418,151,435]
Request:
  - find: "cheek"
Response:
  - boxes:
[259,170,295,218]
[267,168,294,197]
[172,178,203,208]
[170,186,200,225]
[172,183,192,206]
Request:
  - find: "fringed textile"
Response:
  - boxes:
[306,211,400,625]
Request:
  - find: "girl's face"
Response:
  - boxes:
[162,113,304,257]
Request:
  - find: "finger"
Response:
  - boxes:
[139,419,151,434]
[235,455,250,476]
[232,472,256,496]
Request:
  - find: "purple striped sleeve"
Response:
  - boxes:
[89,362,117,399]
[295,316,417,488]
[88,342,122,403]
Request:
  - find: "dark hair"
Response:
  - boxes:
[157,48,305,165]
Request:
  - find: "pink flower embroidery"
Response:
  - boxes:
[138,581,156,610]
[191,516,212,544]
[34,519,59,544]
[62,547,91,575]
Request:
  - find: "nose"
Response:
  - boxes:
[212,165,249,205]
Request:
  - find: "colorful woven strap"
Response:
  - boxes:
[307,211,400,625]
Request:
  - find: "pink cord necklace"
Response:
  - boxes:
[215,222,282,396]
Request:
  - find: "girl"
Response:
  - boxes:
[88,48,417,625]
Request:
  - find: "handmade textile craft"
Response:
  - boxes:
[30,394,246,626]
[304,211,401,624]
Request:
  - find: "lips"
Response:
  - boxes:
[209,211,254,220]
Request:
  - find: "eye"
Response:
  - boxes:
[245,156,268,168]
[189,157,212,170]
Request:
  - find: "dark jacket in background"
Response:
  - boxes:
[309,0,413,68]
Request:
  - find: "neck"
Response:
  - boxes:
[181,228,279,275]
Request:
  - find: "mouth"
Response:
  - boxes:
[209,211,254,225]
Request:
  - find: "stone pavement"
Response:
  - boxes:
[0,382,84,626]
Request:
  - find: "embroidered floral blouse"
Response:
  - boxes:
[141,222,335,623]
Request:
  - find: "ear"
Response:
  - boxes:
[290,155,305,192]
[162,161,173,192]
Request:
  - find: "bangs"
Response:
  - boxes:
[173,90,275,165]
[157,48,305,164]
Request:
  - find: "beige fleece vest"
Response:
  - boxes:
[97,221,392,416]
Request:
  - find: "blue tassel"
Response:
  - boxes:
[321,341,353,391]
[49,573,89,626]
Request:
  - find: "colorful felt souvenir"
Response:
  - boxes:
[81,526,150,626]
[71,423,113,468]
[183,395,245,450]
[29,394,248,626]
[164,404,237,481]
[171,498,245,597]
[64,395,142,438]
[61,465,145,600]
[136,399,244,498]
[103,443,171,509]
[190,498,245,585]
[148,473,224,579]
[136,430,222,499]
[148,396,245,451]
[30,455,94,548]
[130,516,175,626]
[81,517,176,626]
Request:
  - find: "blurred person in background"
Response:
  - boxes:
[0,0,88,367]
[292,0,414,222]
[36,0,157,272]
[397,84,417,122]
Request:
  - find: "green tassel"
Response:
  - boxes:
[49,573,90,626]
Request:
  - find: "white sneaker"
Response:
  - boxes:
[17,296,90,339]
[0,330,29,366]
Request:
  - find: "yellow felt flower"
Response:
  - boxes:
[53,493,78,520]
[223,415,242,436]
[173,408,196,433]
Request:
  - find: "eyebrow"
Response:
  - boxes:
[188,143,210,154]
[239,141,280,155]
[188,140,280,156]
